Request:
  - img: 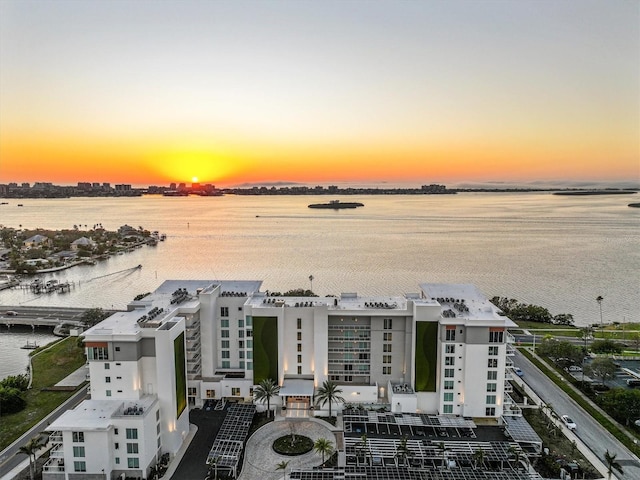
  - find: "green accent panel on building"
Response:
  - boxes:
[174,333,187,417]
[252,316,278,384]
[415,322,438,392]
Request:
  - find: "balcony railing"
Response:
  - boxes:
[506,343,516,356]
[43,458,65,473]
[48,431,63,443]
[49,444,64,458]
[506,332,516,344]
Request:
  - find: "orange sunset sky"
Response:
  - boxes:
[0,0,638,187]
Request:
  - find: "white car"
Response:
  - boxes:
[567,365,582,372]
[561,415,577,431]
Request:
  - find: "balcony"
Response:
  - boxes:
[506,332,516,344]
[49,443,64,458]
[504,381,513,393]
[187,353,201,363]
[506,343,516,356]
[186,331,201,342]
[43,458,65,473]
[505,358,514,368]
[502,392,522,417]
[186,342,200,352]
[48,431,63,443]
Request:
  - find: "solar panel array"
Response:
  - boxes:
[290,466,543,480]
[503,416,543,453]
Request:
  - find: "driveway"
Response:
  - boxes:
[239,418,336,480]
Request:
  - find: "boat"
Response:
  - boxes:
[21,341,39,350]
[308,200,364,209]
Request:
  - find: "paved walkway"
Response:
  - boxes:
[239,418,336,480]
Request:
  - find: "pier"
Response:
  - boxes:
[15,279,76,294]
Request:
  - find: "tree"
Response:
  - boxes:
[356,434,370,465]
[253,378,280,417]
[80,308,109,327]
[598,388,640,426]
[313,437,334,465]
[591,339,622,355]
[315,380,344,418]
[0,386,26,415]
[604,450,623,480]
[553,313,574,326]
[585,357,616,386]
[19,434,48,480]
[276,460,290,480]
[597,296,604,329]
[437,441,451,469]
[508,445,523,469]
[394,437,413,466]
[0,374,29,391]
[472,448,486,470]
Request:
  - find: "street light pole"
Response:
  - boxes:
[596,295,603,330]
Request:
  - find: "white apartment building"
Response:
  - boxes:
[44,280,516,479]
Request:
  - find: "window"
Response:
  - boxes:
[297,344,302,352]
[232,387,240,396]
[238,319,244,328]
[489,330,504,343]
[443,393,454,402]
[487,371,498,380]
[221,340,229,349]
[87,346,108,360]
[125,428,138,440]
[383,366,391,374]
[297,355,302,363]
[106,390,112,397]
[383,355,392,364]
[246,317,252,327]
[206,390,215,398]
[383,332,392,341]
[115,442,119,449]
[444,368,454,378]
[106,376,111,383]
[488,359,498,368]
[487,383,497,392]
[297,366,302,375]
[221,350,230,359]
[115,458,120,464]
[222,361,230,368]
[126,443,139,454]
[344,375,353,382]
[114,428,119,435]
[239,330,244,338]
[116,362,121,366]
[488,346,499,356]
[104,363,110,369]
[157,424,161,434]
[247,351,253,359]
[239,361,245,368]
[246,330,252,337]
[116,376,122,380]
[73,446,85,457]
[220,307,229,317]
[74,461,86,472]
[442,405,453,414]
[486,407,496,416]
[486,395,496,405]
[238,340,244,349]
[444,380,454,390]
[156,410,160,420]
[445,357,455,366]
[220,319,229,328]
[247,362,253,370]
[445,329,456,341]
[128,458,139,469]
[445,344,455,354]
[115,347,120,352]
[297,318,302,329]
[384,318,393,329]
[221,330,229,338]
[297,332,302,341]
[383,344,392,352]
[239,351,244,359]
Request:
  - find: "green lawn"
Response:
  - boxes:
[0,337,86,450]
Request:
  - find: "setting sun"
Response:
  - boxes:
[192,176,198,183]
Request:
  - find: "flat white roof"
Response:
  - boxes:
[48,400,121,431]
[279,379,315,397]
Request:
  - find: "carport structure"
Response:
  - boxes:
[206,403,256,477]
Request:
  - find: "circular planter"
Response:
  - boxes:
[272,434,314,456]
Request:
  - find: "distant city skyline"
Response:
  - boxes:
[1,0,638,186]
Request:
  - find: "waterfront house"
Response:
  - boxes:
[23,234,51,249]
[71,236,96,251]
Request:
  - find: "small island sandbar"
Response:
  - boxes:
[553,190,637,196]
[628,203,640,208]
[308,200,364,209]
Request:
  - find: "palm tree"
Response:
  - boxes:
[472,448,486,470]
[604,450,623,480]
[314,437,335,466]
[315,380,344,418]
[597,296,604,329]
[394,437,413,466]
[19,434,48,480]
[437,442,451,469]
[507,445,522,470]
[276,460,290,480]
[356,434,369,465]
[254,378,280,418]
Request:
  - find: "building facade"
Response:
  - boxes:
[45,280,516,479]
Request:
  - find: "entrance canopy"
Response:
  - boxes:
[279,379,315,397]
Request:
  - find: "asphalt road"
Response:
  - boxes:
[0,387,89,480]
[514,350,640,478]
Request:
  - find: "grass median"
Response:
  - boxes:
[0,337,86,450]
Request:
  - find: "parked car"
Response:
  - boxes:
[627,379,640,387]
[561,415,576,430]
[4,311,18,316]
[567,365,582,372]
[514,368,524,377]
